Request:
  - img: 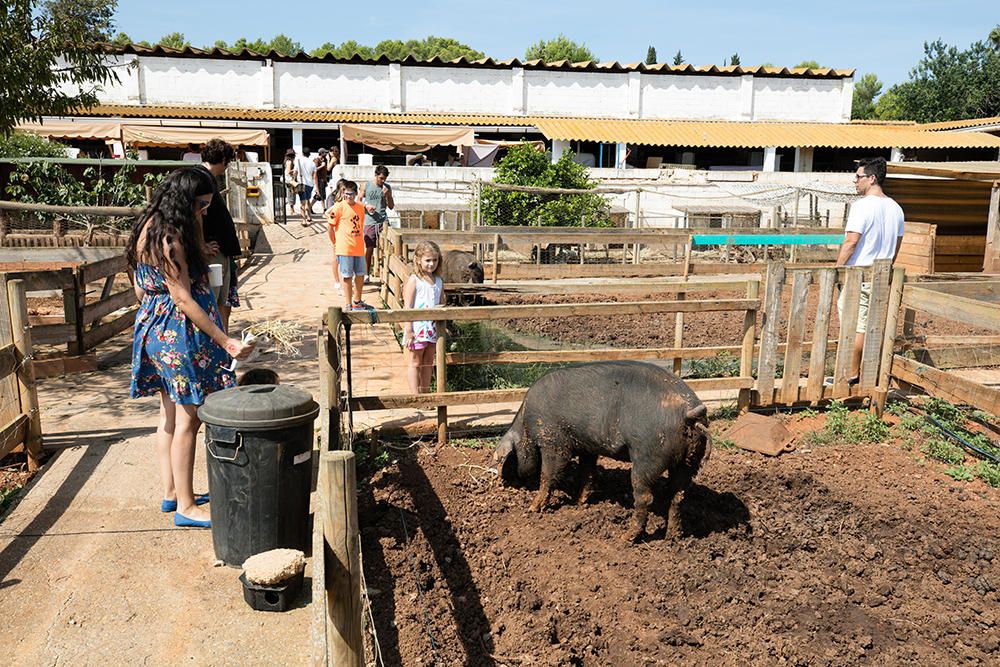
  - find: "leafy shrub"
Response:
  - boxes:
[481,144,612,227]
[0,131,70,158]
[687,352,740,379]
[944,465,974,481]
[975,462,1000,488]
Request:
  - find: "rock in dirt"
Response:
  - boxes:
[242,548,305,585]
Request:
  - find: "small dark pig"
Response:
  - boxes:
[441,250,484,284]
[493,361,711,541]
[441,250,484,306]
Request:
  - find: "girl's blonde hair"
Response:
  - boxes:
[411,241,443,278]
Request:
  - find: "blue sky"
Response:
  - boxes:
[114,0,997,88]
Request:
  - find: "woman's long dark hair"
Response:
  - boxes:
[127,168,213,280]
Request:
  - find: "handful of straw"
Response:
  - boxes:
[243,320,305,357]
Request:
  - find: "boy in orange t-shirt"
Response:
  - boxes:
[326,180,368,309]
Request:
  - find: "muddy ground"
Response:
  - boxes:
[360,418,1000,666]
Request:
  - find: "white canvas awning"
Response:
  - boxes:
[17,119,122,141]
[341,123,475,151]
[121,125,269,147]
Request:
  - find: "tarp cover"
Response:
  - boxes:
[121,125,269,147]
[341,123,475,151]
[17,119,122,140]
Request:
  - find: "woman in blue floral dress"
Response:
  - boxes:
[128,168,254,528]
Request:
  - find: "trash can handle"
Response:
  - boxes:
[207,433,243,462]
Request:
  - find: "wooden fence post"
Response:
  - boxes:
[8,279,42,471]
[321,451,363,667]
[436,320,447,446]
[738,277,760,410]
[64,268,84,355]
[873,266,906,414]
[322,307,343,451]
[492,233,500,284]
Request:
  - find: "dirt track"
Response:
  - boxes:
[361,435,1000,666]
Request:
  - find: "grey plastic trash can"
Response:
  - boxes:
[198,384,320,566]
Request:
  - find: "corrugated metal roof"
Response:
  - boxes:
[101,43,854,78]
[919,116,1000,131]
[532,119,1000,149]
[65,106,1000,149]
[76,104,536,125]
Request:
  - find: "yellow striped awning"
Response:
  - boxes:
[532,118,1000,149]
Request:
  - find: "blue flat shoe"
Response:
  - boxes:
[174,512,211,528]
[161,494,210,513]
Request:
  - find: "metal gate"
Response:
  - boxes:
[271,164,287,225]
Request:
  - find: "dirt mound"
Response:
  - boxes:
[360,441,1000,665]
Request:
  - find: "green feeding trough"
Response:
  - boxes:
[692,233,845,246]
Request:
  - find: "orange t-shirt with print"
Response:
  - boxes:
[327,201,366,256]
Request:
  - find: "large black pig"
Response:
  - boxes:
[493,361,711,541]
[441,250,484,306]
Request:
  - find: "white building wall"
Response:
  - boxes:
[751,78,849,123]
[524,71,631,117]
[402,67,511,114]
[640,75,744,120]
[141,57,264,107]
[274,62,389,109]
[71,55,854,123]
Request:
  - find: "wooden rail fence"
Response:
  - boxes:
[0,275,43,470]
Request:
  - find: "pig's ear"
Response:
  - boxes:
[468,261,481,270]
[686,404,707,421]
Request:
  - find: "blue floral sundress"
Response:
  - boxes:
[130,263,235,405]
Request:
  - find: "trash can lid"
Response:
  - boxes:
[198,385,320,430]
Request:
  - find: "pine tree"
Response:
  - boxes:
[673,50,684,65]
[645,46,657,65]
[729,53,741,66]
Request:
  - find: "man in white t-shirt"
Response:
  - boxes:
[835,156,905,382]
[294,147,319,225]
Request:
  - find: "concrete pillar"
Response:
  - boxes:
[389,63,403,112]
[841,78,855,122]
[511,67,526,115]
[616,142,628,169]
[260,59,275,108]
[739,75,755,120]
[890,147,904,162]
[793,147,815,172]
[552,139,571,163]
[627,71,642,118]
[763,147,778,172]
[292,128,303,156]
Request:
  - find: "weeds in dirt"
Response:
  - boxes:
[975,462,1000,487]
[687,352,739,379]
[800,401,891,447]
[355,440,392,478]
[944,465,975,481]
[714,437,738,451]
[450,437,492,450]
[710,403,740,420]
[444,321,566,391]
[0,485,21,518]
[921,437,966,465]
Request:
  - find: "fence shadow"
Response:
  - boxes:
[0,442,110,586]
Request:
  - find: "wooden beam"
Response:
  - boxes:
[446,275,759,295]
[891,354,1000,415]
[344,298,758,324]
[82,289,136,325]
[0,414,29,460]
[902,285,1000,332]
[985,183,1000,272]
[81,307,136,350]
[806,268,837,401]
[0,342,18,379]
[8,279,42,470]
[30,323,76,346]
[755,263,785,405]
[350,377,755,411]
[0,200,141,216]
[780,271,811,402]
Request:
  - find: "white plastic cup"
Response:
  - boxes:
[208,263,224,288]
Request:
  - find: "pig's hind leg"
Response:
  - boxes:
[626,468,656,542]
[663,465,696,539]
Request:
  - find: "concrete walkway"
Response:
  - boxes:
[0,218,382,666]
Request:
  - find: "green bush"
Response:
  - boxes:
[687,352,740,379]
[921,437,966,465]
[444,321,565,391]
[481,143,612,227]
[0,131,69,158]
[975,461,1000,487]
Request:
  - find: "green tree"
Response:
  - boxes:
[645,45,657,65]
[729,53,741,66]
[873,88,905,120]
[481,144,611,228]
[111,31,132,46]
[851,73,883,120]
[0,131,70,158]
[157,32,190,50]
[0,0,121,136]
[373,36,483,61]
[310,40,375,59]
[673,50,684,65]
[884,38,1000,122]
[795,60,822,69]
[989,24,1000,51]
[524,35,596,63]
